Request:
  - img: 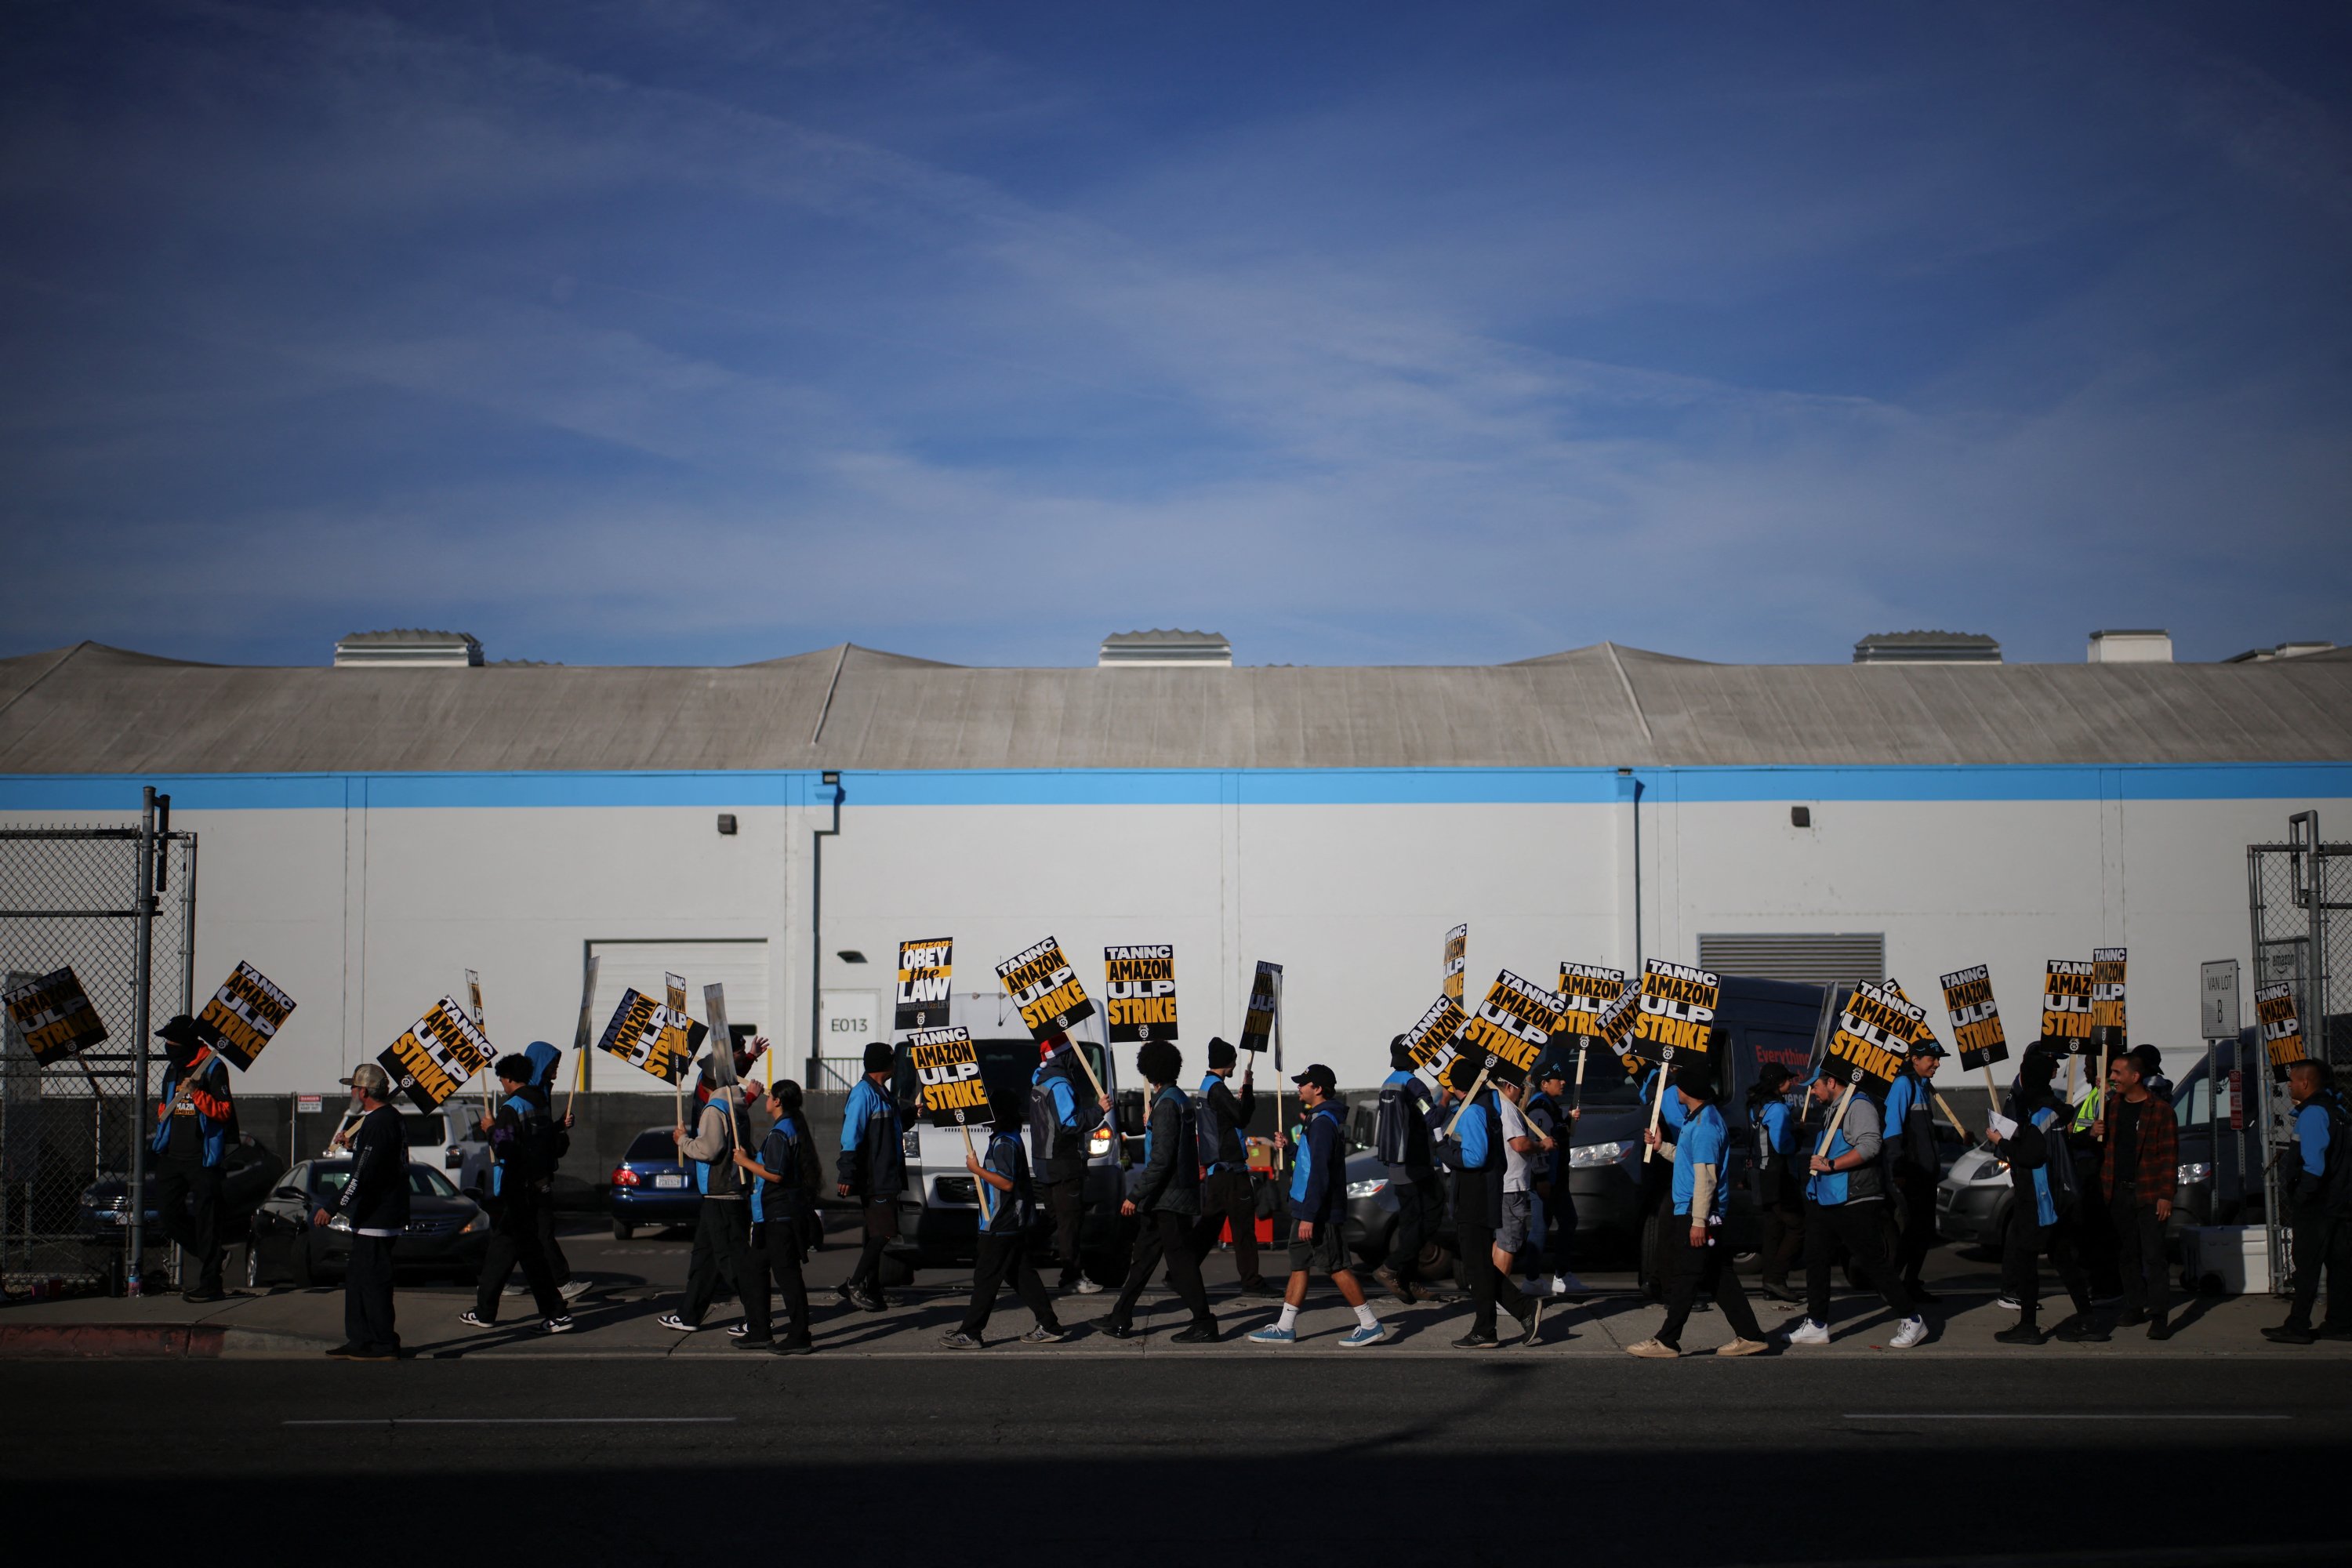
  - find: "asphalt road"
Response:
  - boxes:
[5,1352,2347,1566]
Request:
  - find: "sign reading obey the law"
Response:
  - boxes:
[1443,925,1468,1005]
[596,988,704,1086]
[1627,960,1720,1067]
[1401,994,1468,1074]
[1940,964,2009,1072]
[1557,964,1627,1040]
[909,1025,991,1126]
[2041,960,2094,1051]
[1457,970,1567,1082]
[2255,983,2308,1081]
[896,939,953,1033]
[379,996,495,1113]
[1104,946,1178,1044]
[996,936,1095,1041]
[196,960,296,1071]
[2,967,107,1066]
[2089,948,2127,1055]
[1239,960,1282,1054]
[1824,982,1917,1095]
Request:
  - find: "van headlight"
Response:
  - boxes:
[2177,1162,2212,1185]
[1568,1140,1637,1167]
[901,1129,921,1158]
[1345,1177,1388,1199]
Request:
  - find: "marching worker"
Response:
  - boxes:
[1882,1036,1947,1303]
[946,1099,1066,1348]
[732,1077,822,1355]
[1635,1057,1692,1299]
[1987,1046,2101,1344]
[657,1051,756,1333]
[1628,1064,1769,1358]
[1432,1058,1540,1348]
[835,1040,907,1313]
[320,1062,405,1360]
[1103,1040,1219,1342]
[1247,1064,1388,1348]
[1370,1035,1446,1305]
[459,1054,573,1334]
[1784,1069,1927,1348]
[2102,1046,2179,1340]
[1522,1058,1584,1298]
[1745,1063,1803,1301]
[2267,1059,2352,1345]
[151,1015,236,1302]
[1031,1033,1112,1296]
[1190,1036,1272,1297]
[513,1039,589,1304]
[1495,1075,1548,1293]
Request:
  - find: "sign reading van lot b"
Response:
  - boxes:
[2,967,107,1065]
[909,1026,992,1126]
[379,996,496,1113]
[1104,946,1178,1043]
[196,960,296,1071]
[997,936,1095,1040]
[895,939,953,1033]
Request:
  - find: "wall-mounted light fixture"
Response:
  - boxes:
[716,814,738,836]
[1791,806,1813,829]
[837,949,868,964]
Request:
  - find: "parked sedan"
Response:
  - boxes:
[244,1159,490,1287]
[607,1127,702,1239]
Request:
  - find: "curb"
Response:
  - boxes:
[0,1323,338,1359]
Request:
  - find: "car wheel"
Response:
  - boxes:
[611,1218,634,1241]
[1416,1243,1454,1283]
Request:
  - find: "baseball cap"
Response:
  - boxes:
[1909,1037,1947,1059]
[154,1014,202,1047]
[339,1062,391,1096]
[1537,1058,1569,1083]
[1290,1062,1337,1093]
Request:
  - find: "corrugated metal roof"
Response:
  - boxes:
[0,639,2347,773]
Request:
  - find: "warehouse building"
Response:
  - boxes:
[2,630,2348,1096]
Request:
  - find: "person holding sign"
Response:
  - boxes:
[320,1063,405,1360]
[734,1079,822,1355]
[1102,1041,1219,1343]
[150,1015,237,1302]
[2098,1049,2177,1340]
[1985,1047,2101,1345]
[1370,1036,1445,1306]
[1627,1065,1770,1359]
[1433,1058,1540,1348]
[837,1041,908,1313]
[456,1054,573,1334]
[1881,1037,1947,1305]
[1247,1065,1388,1348]
[1523,1061,1583,1298]
[2266,1061,2352,1345]
[947,1100,1066,1348]
[1190,1038,1272,1298]
[657,1054,757,1334]
[1030,1035,1111,1297]
[1744,1064,1803,1302]
[1785,1069,1926,1349]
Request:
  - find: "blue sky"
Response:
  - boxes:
[2,2,2347,670]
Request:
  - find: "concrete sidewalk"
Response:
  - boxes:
[3,1269,2340,1360]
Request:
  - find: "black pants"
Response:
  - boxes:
[2001,1211,2092,1324]
[744,1215,812,1343]
[154,1161,224,1292]
[1459,1222,1530,1337]
[845,1197,898,1293]
[475,1185,564,1322]
[1113,1208,1214,1328]
[681,1198,753,1325]
[1534,1178,1576,1275]
[1385,1166,1444,1283]
[2110,1196,2169,1323]
[1639,1156,1673,1294]
[1657,1221,1762,1347]
[1804,1199,1912,1326]
[535,1192,571,1288]
[1759,1189,1804,1287]
[1189,1167,1262,1286]
[2287,1204,2352,1330]
[963,1230,1060,1337]
[1043,1167,1086,1287]
[1893,1174,1939,1283]
[344,1233,398,1352]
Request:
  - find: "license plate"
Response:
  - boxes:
[653,1174,685,1189]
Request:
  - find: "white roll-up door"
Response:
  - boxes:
[586,939,771,1090]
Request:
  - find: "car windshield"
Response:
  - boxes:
[310,1163,459,1198]
[625,1131,677,1162]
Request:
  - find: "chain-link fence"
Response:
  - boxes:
[1,819,195,1292]
[2246,812,2347,1292]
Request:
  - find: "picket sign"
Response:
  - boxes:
[465,968,495,1121]
[666,973,689,1131]
[1813,1080,1860,1160]
[1571,1040,1591,1113]
[706,983,741,1153]
[1932,1089,1973,1144]
[566,955,600,1120]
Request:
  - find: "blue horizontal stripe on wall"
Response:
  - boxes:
[0,763,2347,813]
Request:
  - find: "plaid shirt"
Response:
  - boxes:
[2100,1092,2177,1207]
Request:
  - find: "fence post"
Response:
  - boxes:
[128,787,158,1291]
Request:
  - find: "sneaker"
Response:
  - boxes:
[457,1310,494,1330]
[542,1315,575,1334]
[1072,1277,1105,1296]
[347,1346,399,1361]
[1544,1274,1571,1298]
[1625,1337,1680,1359]
[772,1338,815,1356]
[726,1323,751,1338]
[855,1287,888,1314]
[2147,1317,2174,1341]
[2263,1322,2317,1345]
[1889,1316,1929,1349]
[1173,1322,1223,1345]
[559,1279,591,1301]
[1555,1272,1591,1298]
[1717,1336,1770,1357]
[1338,1322,1388,1348]
[835,1287,863,1310]
[2052,1315,2108,1343]
[1372,1266,1414,1305]
[1521,1276,1546,1295]
[1760,1279,1801,1304]
[1097,1318,1135,1340]
[940,1330,982,1349]
[1994,1323,2045,1345]
[1784,1318,1831,1346]
[503,1280,528,1297]
[1994,1295,2021,1313]
[1451,1329,1500,1348]
[181,1287,226,1304]
[1246,1323,1297,1345]
[323,1342,364,1359]
[1018,1325,1065,1344]
[1520,1298,1545,1345]
[657,1312,696,1333]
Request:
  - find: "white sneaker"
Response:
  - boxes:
[1994,1295,2020,1313]
[657,1312,695,1333]
[559,1279,591,1301]
[1339,1322,1388,1348]
[1785,1318,1831,1346]
[1555,1272,1585,1295]
[1889,1316,1929,1349]
[1073,1277,1104,1295]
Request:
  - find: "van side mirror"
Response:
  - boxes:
[1116,1089,1146,1138]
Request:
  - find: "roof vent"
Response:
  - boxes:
[333,630,484,669]
[1852,630,2001,666]
[2224,641,2337,664]
[2087,630,2172,663]
[1098,630,1232,668]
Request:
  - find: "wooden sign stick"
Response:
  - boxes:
[960,1116,993,1226]
[1930,1089,1971,1144]
[1442,1062,1495,1138]
[1813,1081,1859,1159]
[1641,1058,1671,1164]
[1571,1040,1591,1113]
[565,955,599,1121]
[1981,1063,2001,1106]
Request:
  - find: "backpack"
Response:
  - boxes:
[2034,1104,2082,1220]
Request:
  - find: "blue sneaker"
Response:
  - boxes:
[1246,1323,1297,1345]
[1339,1322,1388,1348]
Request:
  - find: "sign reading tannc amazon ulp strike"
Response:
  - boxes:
[2089,947,2127,1057]
[1940,964,2009,1072]
[2,967,108,1066]
[1443,925,1468,1005]
[2256,983,2308,1082]
[996,936,1095,1041]
[1104,946,1178,1044]
[1400,994,1468,1074]
[1625,960,1720,1067]
[196,960,296,1071]
[1824,982,1918,1096]
[1456,970,1568,1083]
[1239,961,1283,1055]
[895,939,953,1033]
[379,996,496,1113]
[2041,960,2094,1051]
[1557,964,1628,1041]
[909,1026,991,1127]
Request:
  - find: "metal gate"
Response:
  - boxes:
[0,790,195,1293]
[2245,810,2350,1291]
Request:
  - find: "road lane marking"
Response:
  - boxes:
[285,1417,738,1427]
[1850,1413,2289,1421]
